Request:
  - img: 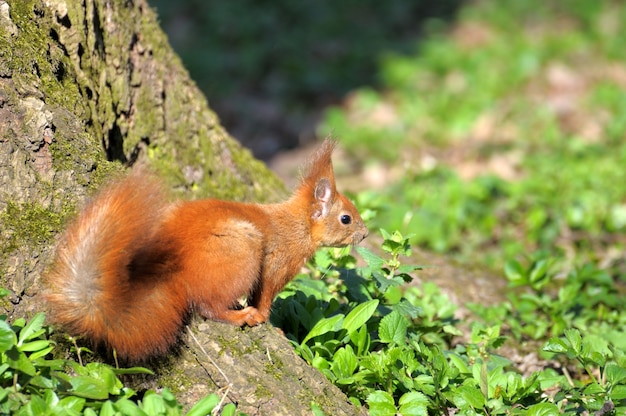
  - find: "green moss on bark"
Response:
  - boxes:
[0,201,68,287]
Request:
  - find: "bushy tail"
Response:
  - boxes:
[45,170,186,362]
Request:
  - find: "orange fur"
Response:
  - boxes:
[45,139,368,361]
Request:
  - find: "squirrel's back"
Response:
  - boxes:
[45,171,187,362]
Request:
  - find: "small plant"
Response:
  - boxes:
[544,328,626,414]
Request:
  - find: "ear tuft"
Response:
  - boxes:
[301,138,337,188]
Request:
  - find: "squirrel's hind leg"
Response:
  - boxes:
[200,306,267,327]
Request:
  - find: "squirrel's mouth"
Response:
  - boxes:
[356,227,369,244]
[350,231,368,246]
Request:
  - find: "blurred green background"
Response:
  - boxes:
[148,0,462,158]
[149,0,626,278]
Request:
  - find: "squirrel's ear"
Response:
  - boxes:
[312,178,333,220]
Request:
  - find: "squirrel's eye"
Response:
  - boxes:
[340,215,352,225]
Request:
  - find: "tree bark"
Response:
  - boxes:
[0,0,363,414]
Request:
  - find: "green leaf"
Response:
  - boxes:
[331,345,358,380]
[397,264,421,275]
[379,310,409,345]
[17,312,46,346]
[0,320,16,352]
[41,388,57,407]
[311,402,325,416]
[479,361,488,401]
[393,300,421,320]
[18,339,51,352]
[356,246,385,269]
[564,328,582,354]
[22,395,47,415]
[302,314,344,345]
[57,396,87,412]
[380,229,393,241]
[12,317,26,328]
[582,334,610,364]
[558,282,580,304]
[372,271,401,293]
[529,259,550,287]
[100,400,115,416]
[84,407,99,416]
[113,367,155,376]
[140,391,165,415]
[27,345,54,361]
[312,356,330,371]
[186,394,220,416]
[606,363,626,385]
[83,363,121,395]
[159,386,177,405]
[526,402,560,416]
[452,385,484,409]
[70,375,110,400]
[367,390,397,416]
[442,324,463,336]
[610,385,626,400]
[584,382,605,395]
[221,403,237,416]
[297,343,314,363]
[504,260,525,285]
[490,336,507,349]
[543,338,569,354]
[5,346,36,376]
[342,299,379,335]
[0,363,8,378]
[113,398,147,416]
[448,353,470,374]
[314,249,334,269]
[412,375,435,396]
[350,325,370,356]
[398,391,428,416]
[0,388,8,403]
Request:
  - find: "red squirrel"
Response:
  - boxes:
[45,139,368,362]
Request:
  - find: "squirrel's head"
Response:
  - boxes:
[310,177,368,247]
[299,139,368,247]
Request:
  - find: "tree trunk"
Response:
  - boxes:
[0,0,363,414]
